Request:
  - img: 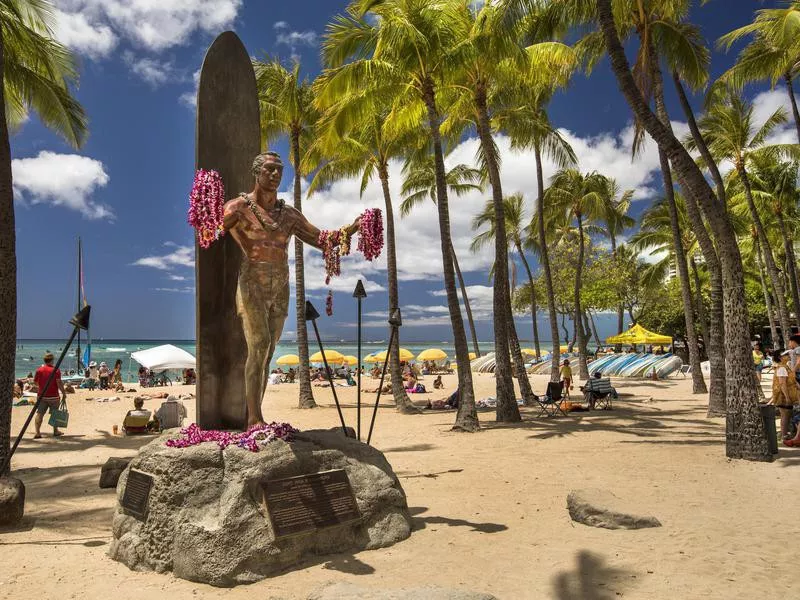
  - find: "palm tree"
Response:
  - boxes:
[321,0,479,431]
[472,194,541,357]
[630,193,708,389]
[596,0,770,461]
[690,88,798,348]
[253,57,319,409]
[596,178,634,335]
[718,2,800,143]
[400,160,483,360]
[306,82,419,414]
[0,0,88,475]
[500,91,576,381]
[546,169,605,380]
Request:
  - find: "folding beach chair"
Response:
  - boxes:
[537,381,568,417]
[582,377,616,410]
[122,414,151,435]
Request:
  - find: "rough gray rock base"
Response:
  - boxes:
[308,582,498,600]
[567,488,662,530]
[0,477,25,526]
[99,457,131,489]
[108,428,412,586]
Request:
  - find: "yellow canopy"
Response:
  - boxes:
[468,352,477,361]
[375,348,414,361]
[606,323,672,346]
[342,355,358,366]
[418,348,448,362]
[521,348,538,357]
[309,349,345,364]
[364,354,380,364]
[275,354,299,366]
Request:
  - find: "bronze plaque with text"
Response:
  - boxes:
[121,469,154,520]
[263,469,361,538]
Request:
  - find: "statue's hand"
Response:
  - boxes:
[348,216,361,236]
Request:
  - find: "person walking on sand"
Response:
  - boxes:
[33,351,67,439]
[560,358,573,399]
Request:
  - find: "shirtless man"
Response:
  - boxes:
[223,151,358,426]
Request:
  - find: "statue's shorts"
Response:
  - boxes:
[236,260,290,353]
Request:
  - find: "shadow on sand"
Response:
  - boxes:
[553,550,636,600]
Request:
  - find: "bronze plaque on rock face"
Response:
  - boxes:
[262,469,361,538]
[121,469,154,520]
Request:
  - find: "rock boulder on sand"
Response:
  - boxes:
[567,488,662,530]
[108,428,412,586]
[0,477,25,526]
[99,457,131,489]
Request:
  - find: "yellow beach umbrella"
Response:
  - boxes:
[376,348,415,362]
[342,355,358,366]
[417,348,448,362]
[309,349,345,364]
[364,354,380,364]
[276,354,299,366]
[521,348,538,357]
[468,352,477,360]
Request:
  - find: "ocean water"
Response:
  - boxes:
[15,339,509,381]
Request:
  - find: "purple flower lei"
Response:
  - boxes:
[165,422,297,452]
[188,169,226,249]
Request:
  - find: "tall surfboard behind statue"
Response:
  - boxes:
[195,32,260,430]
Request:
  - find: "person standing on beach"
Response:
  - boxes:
[787,334,800,384]
[33,352,66,439]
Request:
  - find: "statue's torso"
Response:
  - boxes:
[225,195,296,264]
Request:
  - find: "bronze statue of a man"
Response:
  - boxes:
[223,151,358,426]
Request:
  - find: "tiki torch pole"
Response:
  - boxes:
[2,306,91,475]
[367,308,402,445]
[353,280,367,440]
[305,300,348,437]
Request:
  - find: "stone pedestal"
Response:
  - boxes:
[108,429,412,586]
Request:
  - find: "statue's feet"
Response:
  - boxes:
[247,417,266,429]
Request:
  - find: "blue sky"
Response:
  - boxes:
[13,1,796,342]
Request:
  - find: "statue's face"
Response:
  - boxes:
[257,158,283,192]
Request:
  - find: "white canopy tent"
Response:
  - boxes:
[130,344,196,371]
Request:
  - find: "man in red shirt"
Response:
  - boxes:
[33,351,67,438]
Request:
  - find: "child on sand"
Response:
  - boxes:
[560,359,572,398]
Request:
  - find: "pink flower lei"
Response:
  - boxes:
[165,422,297,452]
[317,209,384,317]
[188,169,226,249]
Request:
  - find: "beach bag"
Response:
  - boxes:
[48,400,69,429]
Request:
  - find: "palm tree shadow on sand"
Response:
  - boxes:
[553,550,635,600]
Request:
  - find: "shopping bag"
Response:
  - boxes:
[48,400,69,429]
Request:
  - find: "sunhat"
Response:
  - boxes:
[89,361,97,367]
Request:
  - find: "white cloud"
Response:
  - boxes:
[179,69,201,110]
[12,151,112,219]
[54,9,117,59]
[55,0,242,54]
[132,245,193,270]
[153,286,194,293]
[750,88,799,146]
[123,52,180,87]
[273,20,317,56]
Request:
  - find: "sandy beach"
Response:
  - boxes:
[1,372,796,600]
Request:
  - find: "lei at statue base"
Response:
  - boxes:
[108,31,409,587]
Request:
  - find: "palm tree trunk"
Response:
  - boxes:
[561,314,569,346]
[450,243,480,358]
[611,235,624,336]
[535,145,561,381]
[423,80,478,432]
[507,314,537,406]
[690,258,710,358]
[755,235,779,345]
[516,243,541,358]
[574,214,589,380]
[588,310,601,348]
[775,210,800,328]
[475,89,520,422]
[673,73,727,207]
[291,132,316,409]
[378,164,417,414]
[786,73,800,145]
[739,165,792,347]
[598,0,768,460]
[647,40,707,394]
[0,28,15,476]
